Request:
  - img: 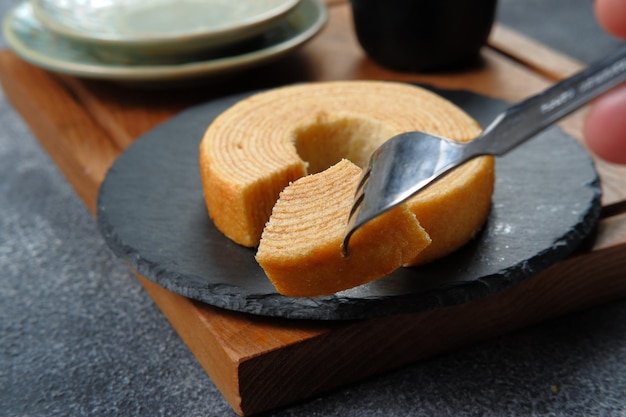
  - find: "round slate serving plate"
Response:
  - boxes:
[97,85,602,320]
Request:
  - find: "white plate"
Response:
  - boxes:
[3,0,327,84]
[31,0,301,61]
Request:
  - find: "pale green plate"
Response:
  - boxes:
[30,0,302,61]
[3,0,326,84]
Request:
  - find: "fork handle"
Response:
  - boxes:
[473,44,626,156]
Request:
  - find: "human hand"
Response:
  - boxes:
[583,0,626,164]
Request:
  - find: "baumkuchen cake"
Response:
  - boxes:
[199,81,495,295]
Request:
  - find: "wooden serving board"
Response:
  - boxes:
[2,3,626,415]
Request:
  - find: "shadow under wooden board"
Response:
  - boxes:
[97,84,602,321]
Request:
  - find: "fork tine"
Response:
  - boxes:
[342,166,371,257]
[347,191,365,224]
[347,166,370,219]
[354,164,371,196]
[342,209,360,257]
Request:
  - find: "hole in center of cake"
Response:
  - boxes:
[293,113,397,174]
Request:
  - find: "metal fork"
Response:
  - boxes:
[343,45,626,256]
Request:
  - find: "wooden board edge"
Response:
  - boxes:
[488,24,586,81]
[595,212,626,250]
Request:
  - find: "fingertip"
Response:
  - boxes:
[594,0,626,39]
[583,84,626,164]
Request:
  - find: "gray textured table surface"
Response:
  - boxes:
[1,1,625,416]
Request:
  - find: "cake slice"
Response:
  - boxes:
[256,159,431,297]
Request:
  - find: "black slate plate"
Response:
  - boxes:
[97,85,602,320]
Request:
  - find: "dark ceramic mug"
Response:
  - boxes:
[350,0,498,72]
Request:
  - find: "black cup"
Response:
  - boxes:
[350,0,498,72]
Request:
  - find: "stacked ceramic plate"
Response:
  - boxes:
[2,0,327,85]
